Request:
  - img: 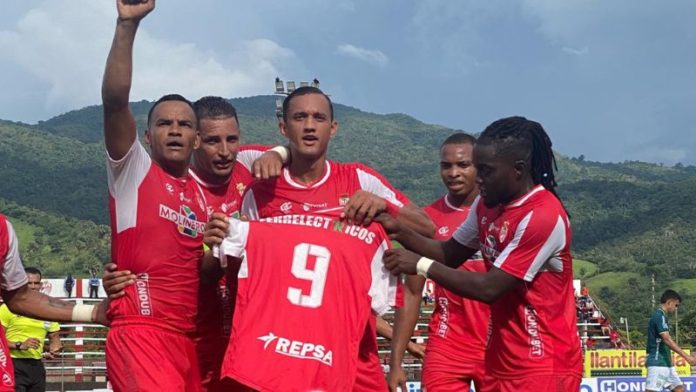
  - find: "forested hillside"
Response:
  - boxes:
[3,95,696,343]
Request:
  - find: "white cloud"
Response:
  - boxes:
[0,1,298,119]
[562,46,589,56]
[336,44,388,67]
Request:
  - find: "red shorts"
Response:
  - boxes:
[0,331,15,392]
[353,316,387,391]
[422,349,484,392]
[480,374,581,392]
[106,318,202,392]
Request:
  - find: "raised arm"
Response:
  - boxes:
[102,0,155,159]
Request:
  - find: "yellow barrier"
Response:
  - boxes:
[585,349,691,377]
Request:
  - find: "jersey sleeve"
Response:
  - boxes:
[0,304,11,328]
[368,239,397,316]
[240,188,260,221]
[493,210,568,282]
[1,220,29,291]
[656,312,670,334]
[235,145,271,174]
[48,321,61,333]
[106,140,152,233]
[452,197,481,249]
[355,164,409,208]
[215,219,251,271]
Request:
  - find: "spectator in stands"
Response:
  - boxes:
[600,316,611,335]
[585,337,595,350]
[0,267,62,392]
[581,286,589,298]
[609,329,620,349]
[63,273,74,298]
[88,270,99,299]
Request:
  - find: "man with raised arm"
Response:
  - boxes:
[102,1,208,390]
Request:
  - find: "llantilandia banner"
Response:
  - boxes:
[585,349,691,377]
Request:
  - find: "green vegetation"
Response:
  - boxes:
[3,95,696,342]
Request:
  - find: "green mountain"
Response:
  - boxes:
[3,95,696,343]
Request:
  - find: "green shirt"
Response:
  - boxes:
[0,304,60,360]
[646,308,672,367]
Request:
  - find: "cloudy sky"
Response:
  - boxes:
[1,0,695,164]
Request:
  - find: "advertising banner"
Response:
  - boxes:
[585,349,691,377]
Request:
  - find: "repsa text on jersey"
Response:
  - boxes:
[257,214,378,245]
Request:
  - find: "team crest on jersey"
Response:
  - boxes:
[280,202,293,213]
[159,204,206,238]
[438,226,449,236]
[236,182,246,196]
[499,221,509,243]
[258,332,333,366]
[339,194,350,206]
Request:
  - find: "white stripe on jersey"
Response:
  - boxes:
[368,239,396,316]
[236,148,267,173]
[494,211,567,282]
[356,168,404,208]
[282,162,332,189]
[241,189,260,221]
[452,197,481,249]
[2,220,29,291]
[106,141,151,233]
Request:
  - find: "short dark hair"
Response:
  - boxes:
[193,96,239,125]
[661,289,682,304]
[25,267,42,278]
[147,94,195,127]
[282,86,333,121]
[441,132,477,148]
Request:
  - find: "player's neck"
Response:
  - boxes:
[156,159,189,179]
[288,156,328,185]
[190,165,231,187]
[446,191,477,209]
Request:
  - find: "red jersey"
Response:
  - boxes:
[424,196,490,362]
[241,161,408,390]
[452,186,582,379]
[191,145,269,390]
[217,215,395,391]
[106,141,207,332]
[0,214,30,391]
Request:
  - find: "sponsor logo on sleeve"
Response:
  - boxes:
[258,332,333,366]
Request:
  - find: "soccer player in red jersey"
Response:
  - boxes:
[204,86,434,391]
[0,214,109,391]
[102,1,208,390]
[388,132,490,392]
[188,96,284,392]
[381,117,582,392]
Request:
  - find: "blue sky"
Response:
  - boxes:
[1,0,695,164]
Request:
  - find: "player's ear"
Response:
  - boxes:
[193,131,201,149]
[330,120,338,139]
[279,119,288,138]
[143,129,152,146]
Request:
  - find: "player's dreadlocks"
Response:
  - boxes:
[478,116,562,202]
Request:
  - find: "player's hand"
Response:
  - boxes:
[342,190,387,227]
[43,351,58,360]
[204,212,230,248]
[687,355,696,366]
[383,248,421,276]
[21,338,41,350]
[92,299,111,326]
[387,365,408,392]
[406,341,426,360]
[102,263,136,299]
[374,213,404,239]
[116,0,155,22]
[252,149,285,179]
